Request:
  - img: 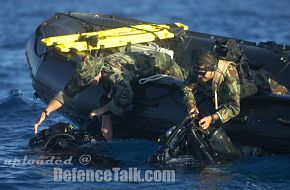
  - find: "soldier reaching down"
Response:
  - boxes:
[34,51,187,140]
[182,49,289,130]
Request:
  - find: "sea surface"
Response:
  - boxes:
[1,0,290,189]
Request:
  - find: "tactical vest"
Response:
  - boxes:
[212,59,258,110]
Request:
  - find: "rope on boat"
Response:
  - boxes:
[138,74,173,85]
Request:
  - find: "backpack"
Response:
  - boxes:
[213,39,258,103]
[214,39,243,62]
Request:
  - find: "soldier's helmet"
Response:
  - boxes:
[194,50,218,72]
[77,55,104,84]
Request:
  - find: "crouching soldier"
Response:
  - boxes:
[34,51,187,140]
[182,49,289,130]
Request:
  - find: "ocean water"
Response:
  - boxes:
[1,0,290,189]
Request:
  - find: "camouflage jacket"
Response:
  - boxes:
[54,51,187,116]
[182,63,241,123]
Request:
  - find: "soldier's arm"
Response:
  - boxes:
[181,71,198,110]
[106,77,134,116]
[34,74,84,134]
[216,68,241,123]
[42,74,84,114]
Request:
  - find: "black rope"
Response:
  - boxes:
[56,12,106,32]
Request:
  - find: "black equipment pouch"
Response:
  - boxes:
[208,127,241,160]
[214,39,243,62]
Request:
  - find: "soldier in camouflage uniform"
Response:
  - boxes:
[182,50,289,130]
[88,51,187,116]
[34,51,187,140]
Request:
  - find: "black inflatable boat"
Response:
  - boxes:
[25,12,290,152]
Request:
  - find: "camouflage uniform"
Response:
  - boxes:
[54,51,187,115]
[249,69,288,95]
[182,60,289,123]
[53,55,104,104]
[182,63,240,123]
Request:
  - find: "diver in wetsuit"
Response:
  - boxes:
[34,51,187,140]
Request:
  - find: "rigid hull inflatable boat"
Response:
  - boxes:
[26,12,290,152]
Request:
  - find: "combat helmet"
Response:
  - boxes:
[194,50,218,73]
